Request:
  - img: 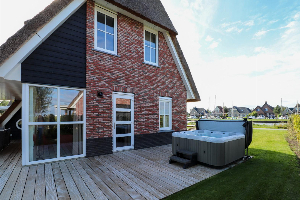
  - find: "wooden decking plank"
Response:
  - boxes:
[0,142,20,167]
[114,152,180,193]
[70,159,108,200]
[0,151,21,193]
[109,153,173,196]
[51,162,69,200]
[58,161,82,200]
[10,165,29,200]
[136,147,202,181]
[96,156,154,200]
[126,150,197,185]
[0,156,22,199]
[92,156,148,200]
[64,160,95,200]
[34,164,46,200]
[99,155,163,199]
[22,165,37,200]
[44,163,58,200]
[117,151,184,190]
[85,157,132,200]
[77,159,121,200]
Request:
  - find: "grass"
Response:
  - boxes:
[164,129,300,200]
[253,124,288,129]
[248,119,288,122]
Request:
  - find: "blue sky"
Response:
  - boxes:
[1,0,300,111]
[161,0,300,111]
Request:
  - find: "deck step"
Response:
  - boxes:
[176,149,197,160]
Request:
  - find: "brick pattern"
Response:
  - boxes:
[86,0,187,139]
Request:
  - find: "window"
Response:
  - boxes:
[94,6,117,54]
[264,108,268,111]
[144,27,158,65]
[257,108,260,111]
[23,84,86,165]
[159,97,172,130]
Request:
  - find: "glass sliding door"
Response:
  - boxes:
[23,84,86,165]
[113,92,134,152]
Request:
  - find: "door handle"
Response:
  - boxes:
[114,123,116,129]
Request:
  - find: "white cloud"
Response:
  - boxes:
[293,12,300,20]
[254,30,268,38]
[225,27,243,33]
[268,20,278,25]
[209,41,218,49]
[254,47,268,53]
[205,35,214,41]
[244,20,254,26]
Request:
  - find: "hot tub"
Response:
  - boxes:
[171,120,252,167]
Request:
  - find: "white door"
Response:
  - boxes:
[112,92,134,152]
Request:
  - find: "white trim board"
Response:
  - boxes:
[0,0,86,80]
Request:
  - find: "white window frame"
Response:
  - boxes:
[144,26,159,66]
[94,5,118,55]
[22,83,86,165]
[159,97,172,130]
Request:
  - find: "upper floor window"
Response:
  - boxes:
[144,27,158,65]
[159,97,172,130]
[264,108,268,111]
[94,6,117,54]
[257,108,260,111]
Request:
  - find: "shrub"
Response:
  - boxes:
[288,115,300,143]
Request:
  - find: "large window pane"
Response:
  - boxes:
[60,89,83,122]
[145,31,150,46]
[116,98,131,109]
[106,33,114,51]
[29,125,57,162]
[165,102,169,115]
[97,12,105,31]
[116,111,131,121]
[151,48,156,63]
[160,102,164,115]
[160,115,164,128]
[60,124,83,157]
[106,15,114,34]
[116,136,131,147]
[116,124,131,134]
[145,46,150,62]
[150,33,156,48]
[29,86,57,122]
[165,115,169,128]
[97,30,105,49]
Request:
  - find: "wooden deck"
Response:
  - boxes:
[0,141,232,200]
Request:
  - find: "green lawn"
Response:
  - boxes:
[164,129,300,200]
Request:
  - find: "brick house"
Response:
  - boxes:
[253,101,274,118]
[0,0,200,165]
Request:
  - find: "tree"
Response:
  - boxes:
[248,111,257,117]
[223,106,229,113]
[0,100,10,115]
[274,105,281,117]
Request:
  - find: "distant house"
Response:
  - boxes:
[190,107,207,117]
[292,104,300,114]
[212,106,223,117]
[282,107,293,116]
[228,106,251,118]
[253,101,274,118]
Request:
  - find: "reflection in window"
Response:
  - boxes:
[116,124,131,134]
[60,89,84,122]
[60,124,83,157]
[159,97,172,130]
[145,30,157,64]
[96,9,116,52]
[29,125,57,162]
[29,86,57,122]
[116,98,131,109]
[116,111,131,121]
[116,136,131,147]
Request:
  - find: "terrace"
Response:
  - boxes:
[0,141,234,200]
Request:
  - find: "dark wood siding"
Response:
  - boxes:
[22,3,86,88]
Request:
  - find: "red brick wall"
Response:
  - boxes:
[86,0,187,138]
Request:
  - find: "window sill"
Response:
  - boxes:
[143,62,160,68]
[92,48,120,57]
[158,129,174,133]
